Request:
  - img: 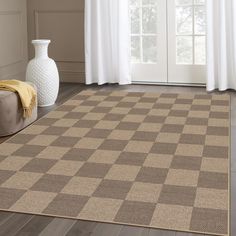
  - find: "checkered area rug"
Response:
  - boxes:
[0,90,230,235]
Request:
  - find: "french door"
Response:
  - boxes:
[130,0,207,84]
[130,0,167,83]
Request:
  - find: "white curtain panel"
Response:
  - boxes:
[85,0,131,85]
[207,0,236,91]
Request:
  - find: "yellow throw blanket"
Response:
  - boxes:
[0,80,36,118]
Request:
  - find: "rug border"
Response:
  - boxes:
[228,95,231,236]
[0,90,231,236]
[0,209,227,236]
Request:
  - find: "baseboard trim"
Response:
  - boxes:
[59,71,85,83]
[132,81,206,87]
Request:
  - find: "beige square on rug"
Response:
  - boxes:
[0,90,230,236]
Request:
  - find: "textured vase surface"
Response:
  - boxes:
[26,40,59,107]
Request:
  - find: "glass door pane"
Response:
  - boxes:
[130,0,168,83]
[168,0,206,84]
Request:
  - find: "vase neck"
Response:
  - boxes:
[33,42,49,59]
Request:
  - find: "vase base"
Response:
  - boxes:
[38,103,55,107]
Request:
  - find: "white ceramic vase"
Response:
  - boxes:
[26,39,59,107]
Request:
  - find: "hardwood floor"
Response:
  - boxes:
[0,82,234,236]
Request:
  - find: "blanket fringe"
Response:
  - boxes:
[23,94,36,118]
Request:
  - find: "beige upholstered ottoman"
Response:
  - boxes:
[0,83,37,137]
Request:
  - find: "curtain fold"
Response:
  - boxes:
[85,0,131,85]
[207,0,236,91]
